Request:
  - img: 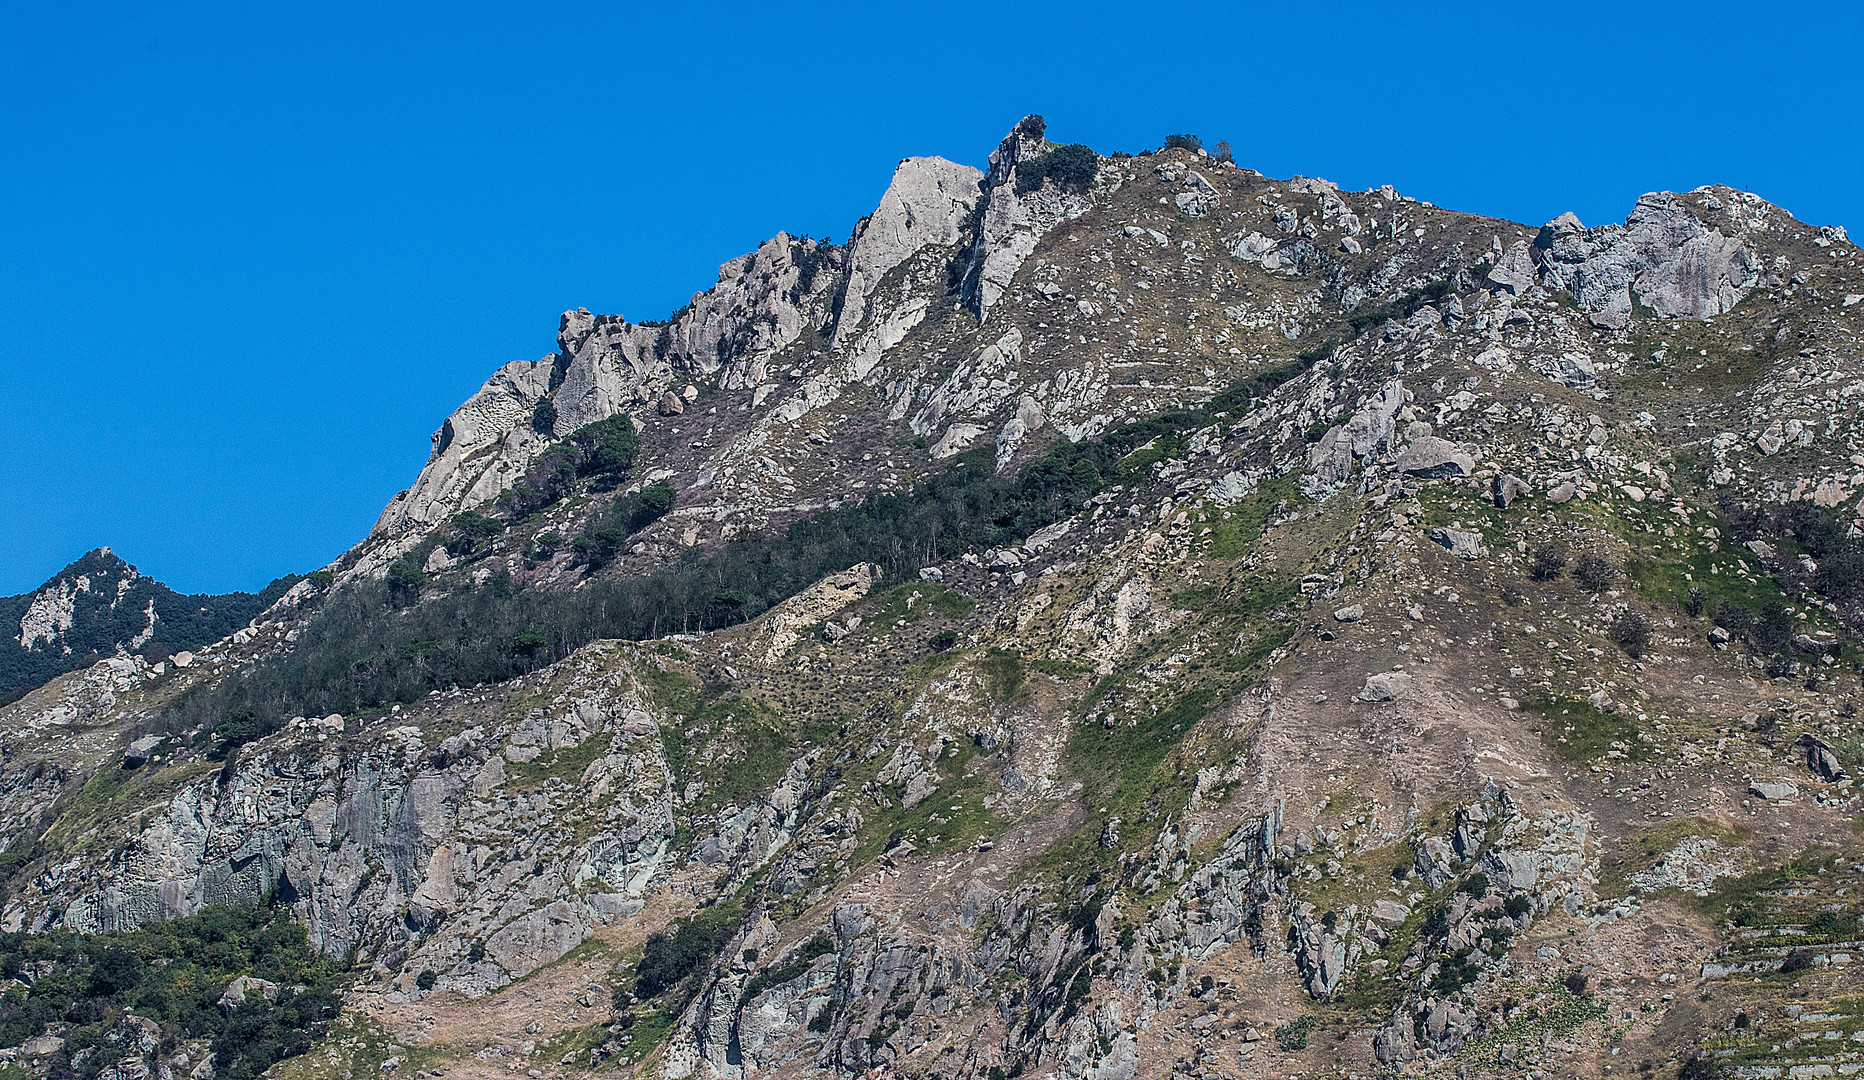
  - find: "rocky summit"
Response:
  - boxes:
[3,116,1864,1080]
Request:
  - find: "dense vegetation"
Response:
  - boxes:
[160,374,1288,735]
[0,551,300,706]
[0,905,346,1080]
[1013,144,1099,195]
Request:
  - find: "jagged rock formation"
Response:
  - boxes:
[3,117,1864,1080]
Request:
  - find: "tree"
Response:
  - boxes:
[1163,133,1202,153]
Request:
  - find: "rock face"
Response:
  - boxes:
[1535,190,1765,328]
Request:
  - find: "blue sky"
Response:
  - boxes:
[2,1,1859,595]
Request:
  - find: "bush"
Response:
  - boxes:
[531,398,557,435]
[1753,601,1794,653]
[927,630,958,651]
[497,415,643,519]
[1684,585,1705,617]
[1211,139,1234,164]
[1574,553,1618,592]
[634,905,742,1001]
[1564,970,1590,996]
[1714,600,1756,638]
[571,482,676,569]
[1780,948,1813,974]
[386,557,428,605]
[1612,608,1652,658]
[1015,115,1046,141]
[1274,1014,1317,1050]
[1529,545,1568,581]
[1162,133,1202,153]
[415,970,437,990]
[1013,144,1099,195]
[1456,872,1491,898]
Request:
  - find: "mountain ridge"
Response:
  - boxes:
[0,117,1861,1080]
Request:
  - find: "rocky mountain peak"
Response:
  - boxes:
[3,118,1862,1080]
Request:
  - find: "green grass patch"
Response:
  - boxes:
[1525,694,1647,764]
[504,737,611,790]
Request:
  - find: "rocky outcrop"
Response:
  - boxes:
[1530,188,1768,328]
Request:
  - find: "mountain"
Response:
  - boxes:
[0,117,1861,1080]
[0,548,301,705]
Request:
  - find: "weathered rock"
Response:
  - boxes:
[1794,734,1846,781]
[1428,527,1488,559]
[1748,779,1799,801]
[1491,472,1531,508]
[657,391,685,416]
[218,976,280,1010]
[1362,671,1413,702]
[1394,436,1474,478]
[1333,604,1363,623]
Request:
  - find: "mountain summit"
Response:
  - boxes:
[0,549,299,704]
[0,118,1862,1080]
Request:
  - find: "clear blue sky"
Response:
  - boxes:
[2,1,1858,595]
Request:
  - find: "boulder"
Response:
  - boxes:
[1362,671,1413,702]
[122,734,162,768]
[1333,604,1363,623]
[657,391,685,416]
[1747,779,1798,801]
[1429,527,1488,560]
[1394,436,1474,478]
[1370,898,1411,927]
[218,975,280,1010]
[1794,734,1846,781]
[1491,473,1531,508]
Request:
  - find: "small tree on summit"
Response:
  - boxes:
[1016,114,1046,142]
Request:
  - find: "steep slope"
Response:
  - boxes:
[0,549,300,705]
[0,118,1861,1080]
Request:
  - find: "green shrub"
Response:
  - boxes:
[1274,1014,1317,1050]
[1162,133,1202,153]
[0,905,346,1080]
[386,557,427,604]
[531,398,558,435]
[415,970,437,990]
[1013,144,1099,195]
[634,904,742,1001]
[572,482,676,569]
[927,630,958,651]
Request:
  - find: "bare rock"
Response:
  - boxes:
[1333,604,1363,623]
[1429,527,1488,560]
[1794,734,1847,781]
[1748,779,1799,801]
[1362,671,1413,702]
[657,391,685,416]
[1394,436,1474,478]
[1491,473,1531,508]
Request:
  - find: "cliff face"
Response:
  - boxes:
[3,118,1864,1080]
